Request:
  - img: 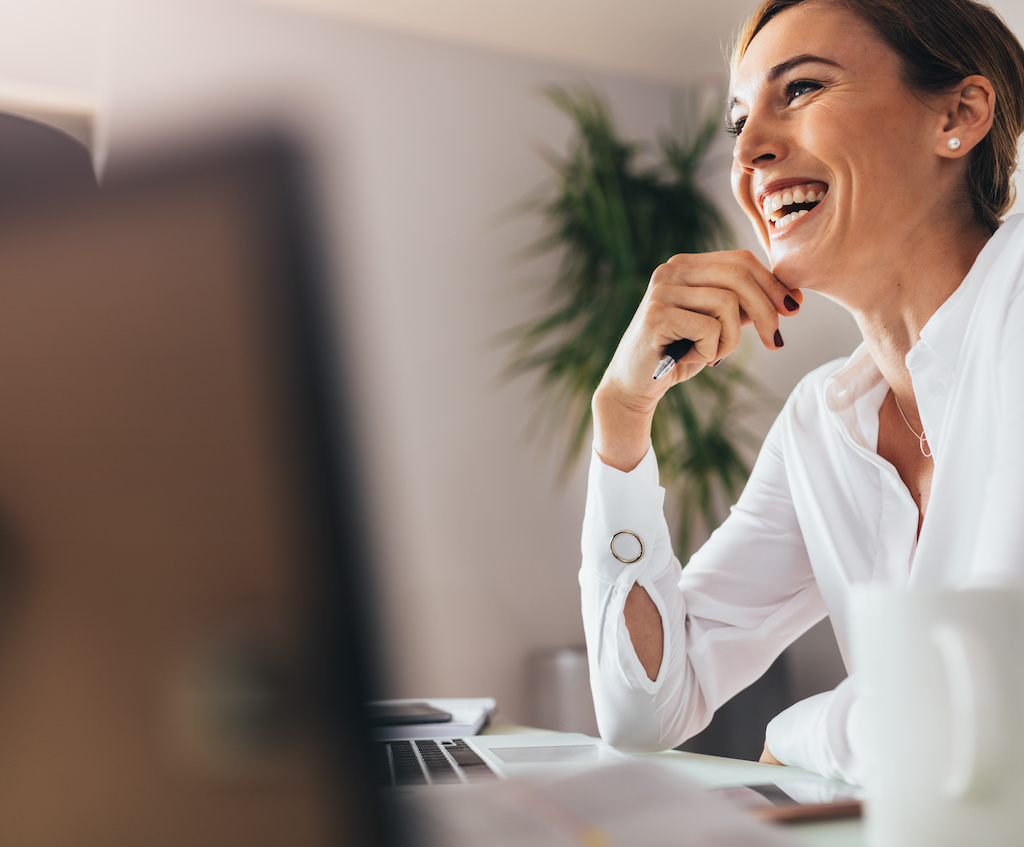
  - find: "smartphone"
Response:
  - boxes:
[715,779,863,822]
[365,701,453,727]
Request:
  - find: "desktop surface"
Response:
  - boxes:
[632,749,863,847]
[482,724,862,847]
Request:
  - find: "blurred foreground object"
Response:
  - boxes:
[854,586,1024,847]
[0,111,96,201]
[0,131,385,846]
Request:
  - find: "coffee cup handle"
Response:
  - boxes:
[930,623,998,798]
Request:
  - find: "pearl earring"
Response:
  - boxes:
[947,137,961,151]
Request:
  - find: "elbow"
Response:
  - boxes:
[594,705,676,753]
[592,676,709,753]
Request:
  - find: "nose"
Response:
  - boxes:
[732,111,786,174]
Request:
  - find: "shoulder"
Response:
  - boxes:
[792,356,852,394]
[982,215,1024,298]
[961,215,1024,341]
[785,354,858,416]
[760,349,863,450]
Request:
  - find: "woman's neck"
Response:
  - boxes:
[843,220,992,407]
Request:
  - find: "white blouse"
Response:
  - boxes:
[580,214,1024,784]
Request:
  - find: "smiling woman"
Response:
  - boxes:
[733,0,1024,235]
[579,0,1024,784]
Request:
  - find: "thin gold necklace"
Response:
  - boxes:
[893,393,932,458]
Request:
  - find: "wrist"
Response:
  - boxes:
[592,383,656,472]
[593,378,658,419]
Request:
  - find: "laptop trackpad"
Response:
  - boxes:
[491,745,601,764]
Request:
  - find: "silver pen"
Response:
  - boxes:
[652,338,695,380]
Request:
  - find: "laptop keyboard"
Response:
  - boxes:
[374,738,499,787]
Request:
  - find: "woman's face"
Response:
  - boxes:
[729,1,949,294]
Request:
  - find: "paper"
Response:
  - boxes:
[399,760,798,847]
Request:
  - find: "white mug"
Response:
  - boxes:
[851,585,1024,847]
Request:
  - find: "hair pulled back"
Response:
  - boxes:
[734,0,1024,232]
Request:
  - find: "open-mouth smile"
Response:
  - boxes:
[760,181,829,230]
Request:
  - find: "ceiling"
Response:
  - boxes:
[253,0,758,84]
[253,0,1024,87]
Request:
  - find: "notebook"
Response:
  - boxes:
[369,697,497,740]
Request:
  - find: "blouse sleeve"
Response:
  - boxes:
[579,409,828,752]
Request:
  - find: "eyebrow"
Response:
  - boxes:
[728,54,844,114]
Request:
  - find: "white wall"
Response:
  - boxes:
[0,2,101,96]
[100,0,700,723]
[0,1,102,149]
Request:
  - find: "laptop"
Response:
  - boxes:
[374,731,631,790]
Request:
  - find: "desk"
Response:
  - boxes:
[484,722,863,847]
[633,749,863,847]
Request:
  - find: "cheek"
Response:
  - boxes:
[731,166,772,251]
[730,167,744,207]
[731,166,758,220]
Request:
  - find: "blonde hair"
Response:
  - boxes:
[733,0,1024,232]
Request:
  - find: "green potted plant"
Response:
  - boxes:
[507,86,768,553]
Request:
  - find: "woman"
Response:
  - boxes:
[580,0,1024,784]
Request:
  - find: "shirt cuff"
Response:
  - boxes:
[581,442,669,587]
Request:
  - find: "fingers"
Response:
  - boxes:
[594,249,798,425]
[647,285,742,363]
[656,250,798,354]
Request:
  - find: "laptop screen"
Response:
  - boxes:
[0,133,387,845]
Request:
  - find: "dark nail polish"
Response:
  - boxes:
[784,295,799,312]
[711,358,723,367]
[774,329,784,348]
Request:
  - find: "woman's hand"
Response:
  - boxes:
[593,250,800,472]
[760,742,784,766]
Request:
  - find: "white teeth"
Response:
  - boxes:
[772,208,810,228]
[761,184,828,227]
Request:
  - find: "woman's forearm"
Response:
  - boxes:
[623,583,664,680]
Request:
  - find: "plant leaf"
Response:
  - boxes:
[506,85,775,553]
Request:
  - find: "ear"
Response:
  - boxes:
[937,75,996,158]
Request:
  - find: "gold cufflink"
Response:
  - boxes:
[610,530,644,564]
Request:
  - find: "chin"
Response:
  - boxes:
[768,252,817,292]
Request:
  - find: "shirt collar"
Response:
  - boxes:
[915,214,1024,375]
[823,343,887,452]
[824,343,881,414]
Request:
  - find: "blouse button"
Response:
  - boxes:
[610,530,644,564]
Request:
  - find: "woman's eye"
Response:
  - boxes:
[726,116,746,138]
[786,80,822,103]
